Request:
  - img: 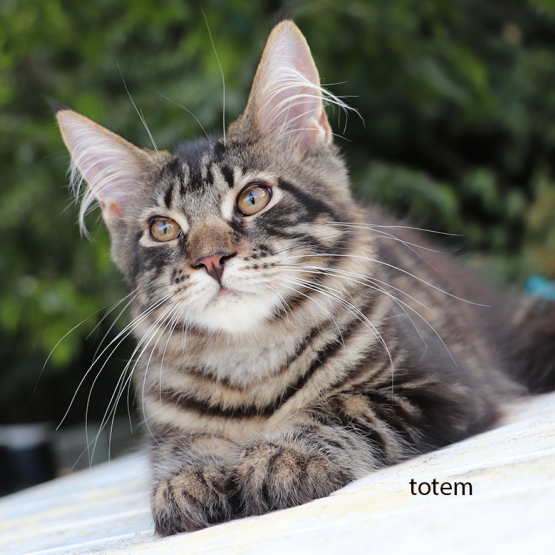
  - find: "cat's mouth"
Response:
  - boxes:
[218,286,234,296]
[192,274,278,334]
[213,283,242,300]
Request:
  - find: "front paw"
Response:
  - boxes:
[152,462,233,536]
[233,440,350,516]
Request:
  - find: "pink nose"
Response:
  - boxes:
[193,252,234,283]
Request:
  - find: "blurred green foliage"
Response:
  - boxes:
[1,0,554,424]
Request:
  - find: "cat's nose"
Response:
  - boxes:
[193,252,235,284]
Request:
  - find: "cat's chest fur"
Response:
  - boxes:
[133,313,302,387]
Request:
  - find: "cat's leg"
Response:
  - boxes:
[231,395,409,516]
[150,433,237,535]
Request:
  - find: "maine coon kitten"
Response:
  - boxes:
[55,21,555,536]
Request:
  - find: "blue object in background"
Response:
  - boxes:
[525,275,555,302]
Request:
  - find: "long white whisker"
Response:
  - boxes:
[292,264,430,310]
[273,278,346,349]
[358,223,461,236]
[279,275,394,374]
[155,91,210,141]
[90,293,137,360]
[286,252,488,307]
[257,276,300,327]
[280,263,455,366]
[329,222,443,254]
[104,302,178,425]
[89,301,179,461]
[57,293,173,430]
[202,10,226,146]
[86,290,136,340]
[131,304,182,450]
[116,61,158,154]
[307,267,433,360]
[29,298,123,410]
[157,306,186,407]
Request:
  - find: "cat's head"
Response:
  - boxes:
[56,21,363,336]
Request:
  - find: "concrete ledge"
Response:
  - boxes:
[2,392,555,555]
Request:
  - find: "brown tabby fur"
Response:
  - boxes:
[55,21,555,536]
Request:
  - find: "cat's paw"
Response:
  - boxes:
[152,462,233,535]
[233,439,350,516]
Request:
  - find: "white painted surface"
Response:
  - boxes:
[2,392,555,555]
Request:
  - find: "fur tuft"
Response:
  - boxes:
[46,97,70,114]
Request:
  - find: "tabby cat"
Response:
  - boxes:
[54,21,555,535]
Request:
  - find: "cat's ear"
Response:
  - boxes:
[241,20,332,155]
[55,109,151,231]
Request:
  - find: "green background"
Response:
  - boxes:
[1,0,555,426]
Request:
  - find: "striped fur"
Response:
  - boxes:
[55,21,554,536]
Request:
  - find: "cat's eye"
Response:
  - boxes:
[150,218,181,242]
[236,183,272,216]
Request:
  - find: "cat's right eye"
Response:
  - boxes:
[150,218,182,242]
[236,183,272,216]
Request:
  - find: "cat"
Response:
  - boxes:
[54,20,555,536]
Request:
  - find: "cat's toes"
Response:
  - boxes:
[152,463,233,535]
[233,440,350,516]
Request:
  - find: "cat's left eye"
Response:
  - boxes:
[236,183,272,216]
[150,218,181,242]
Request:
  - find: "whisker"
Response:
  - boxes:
[136,304,183,446]
[86,290,136,341]
[155,91,210,141]
[87,301,179,461]
[271,277,347,349]
[90,293,137,360]
[279,263,455,366]
[357,222,461,236]
[285,252,488,307]
[279,274,394,373]
[157,306,186,407]
[116,61,158,154]
[202,10,226,146]
[257,276,300,327]
[105,302,178,427]
[329,222,443,254]
[57,293,173,430]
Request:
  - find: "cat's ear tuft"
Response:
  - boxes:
[242,21,332,155]
[56,110,150,232]
[46,97,70,114]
